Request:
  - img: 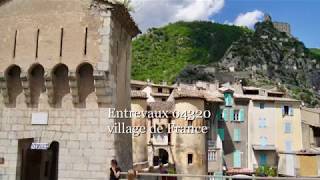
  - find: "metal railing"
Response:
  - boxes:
[119,172,320,180]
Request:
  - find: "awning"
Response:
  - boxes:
[252,145,276,151]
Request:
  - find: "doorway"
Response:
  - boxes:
[17,139,59,180]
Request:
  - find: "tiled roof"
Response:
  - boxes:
[173,88,204,99]
[131,80,148,86]
[131,90,147,99]
[148,101,175,111]
[150,92,170,97]
[235,94,300,102]
[301,107,320,113]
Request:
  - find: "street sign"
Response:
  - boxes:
[30,143,49,150]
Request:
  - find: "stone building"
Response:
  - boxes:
[301,107,320,150]
[0,0,139,179]
[263,14,291,36]
[273,22,291,36]
[130,81,223,179]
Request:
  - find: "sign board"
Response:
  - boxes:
[31,143,49,150]
[31,112,48,125]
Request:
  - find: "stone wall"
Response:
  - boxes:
[0,0,139,179]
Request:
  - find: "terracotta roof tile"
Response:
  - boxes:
[131,90,147,99]
[148,101,175,111]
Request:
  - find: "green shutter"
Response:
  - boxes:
[224,93,233,106]
[234,128,241,141]
[259,153,267,165]
[239,109,244,122]
[230,109,234,121]
[233,150,241,168]
[218,128,224,141]
[222,109,228,121]
[228,93,233,106]
[216,109,222,121]
[224,93,228,106]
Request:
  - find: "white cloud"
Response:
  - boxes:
[130,0,225,31]
[234,10,264,28]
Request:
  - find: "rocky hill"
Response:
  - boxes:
[177,20,320,106]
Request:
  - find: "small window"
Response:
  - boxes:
[161,98,166,101]
[259,136,268,146]
[188,154,193,164]
[208,151,216,161]
[284,122,292,133]
[285,140,292,152]
[284,106,289,115]
[260,103,265,109]
[234,110,240,121]
[259,118,267,128]
[188,120,193,126]
[158,88,163,93]
[233,128,241,141]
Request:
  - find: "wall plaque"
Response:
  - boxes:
[31,112,48,125]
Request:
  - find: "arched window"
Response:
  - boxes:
[5,65,23,107]
[28,64,45,107]
[76,63,94,106]
[52,64,70,107]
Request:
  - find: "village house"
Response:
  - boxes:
[245,87,302,170]
[0,0,139,179]
[301,107,320,150]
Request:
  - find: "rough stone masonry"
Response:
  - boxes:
[0,0,140,179]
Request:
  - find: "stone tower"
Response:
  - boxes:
[0,0,139,179]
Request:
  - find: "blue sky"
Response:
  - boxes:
[131,0,319,48]
[212,0,320,48]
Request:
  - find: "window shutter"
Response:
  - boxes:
[239,108,244,122]
[259,153,267,165]
[289,107,294,116]
[224,93,229,106]
[230,109,234,121]
[216,109,222,121]
[224,93,233,106]
[234,128,241,141]
[222,109,228,121]
[258,118,263,128]
[281,105,285,116]
[260,136,268,146]
[218,128,225,141]
[233,150,241,168]
[228,93,233,106]
[284,123,291,133]
[285,141,292,152]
